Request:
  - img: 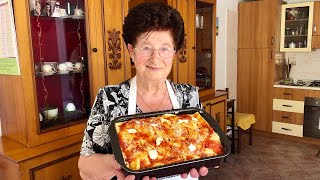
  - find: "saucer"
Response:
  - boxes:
[57,70,70,74]
[70,15,84,19]
[39,72,56,76]
[60,15,70,19]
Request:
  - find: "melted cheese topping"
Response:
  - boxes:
[116,112,224,170]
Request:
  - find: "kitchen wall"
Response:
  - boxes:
[215,0,238,100]
[286,50,320,80]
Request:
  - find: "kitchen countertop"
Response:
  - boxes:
[274,80,320,90]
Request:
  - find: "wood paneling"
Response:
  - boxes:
[238,1,263,48]
[273,87,305,101]
[273,110,304,125]
[202,94,227,132]
[32,155,80,180]
[312,2,320,48]
[305,89,320,98]
[312,2,320,36]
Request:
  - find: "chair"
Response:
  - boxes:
[218,88,255,153]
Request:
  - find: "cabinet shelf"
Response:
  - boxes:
[285,19,308,22]
[35,69,87,77]
[40,110,87,133]
[285,35,307,37]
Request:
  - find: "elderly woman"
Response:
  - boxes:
[78,2,208,180]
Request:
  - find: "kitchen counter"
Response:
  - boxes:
[273,84,320,90]
[274,80,320,90]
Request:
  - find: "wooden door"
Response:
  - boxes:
[256,49,274,132]
[261,0,282,50]
[103,0,131,85]
[237,49,260,119]
[174,0,196,85]
[238,1,263,48]
[312,2,320,48]
[313,2,320,36]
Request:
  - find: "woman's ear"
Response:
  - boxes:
[127,44,134,61]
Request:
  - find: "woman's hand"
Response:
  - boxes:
[180,166,209,179]
[78,154,125,180]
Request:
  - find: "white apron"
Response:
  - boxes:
[128,76,198,180]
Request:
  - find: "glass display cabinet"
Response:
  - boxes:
[280,2,314,52]
[29,0,91,133]
[195,0,214,90]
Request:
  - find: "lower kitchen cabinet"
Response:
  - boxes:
[0,135,82,180]
[31,155,80,180]
[201,91,228,132]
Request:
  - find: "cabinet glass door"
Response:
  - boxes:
[196,1,213,90]
[29,0,90,132]
[280,2,314,52]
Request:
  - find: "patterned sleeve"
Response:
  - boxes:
[80,88,113,156]
[172,82,203,109]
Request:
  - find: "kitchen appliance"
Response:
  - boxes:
[303,97,320,139]
[309,80,320,87]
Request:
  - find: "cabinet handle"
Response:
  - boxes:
[92,48,98,52]
[281,127,292,131]
[270,50,273,59]
[282,116,289,119]
[282,104,293,107]
[215,112,221,124]
[206,103,213,106]
[283,93,292,95]
[271,36,274,46]
[314,25,317,33]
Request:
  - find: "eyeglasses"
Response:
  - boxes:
[134,46,176,59]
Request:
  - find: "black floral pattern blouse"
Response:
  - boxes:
[80,78,202,156]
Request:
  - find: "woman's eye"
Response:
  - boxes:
[143,47,152,51]
[160,47,169,52]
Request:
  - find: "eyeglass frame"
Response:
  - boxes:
[134,46,177,59]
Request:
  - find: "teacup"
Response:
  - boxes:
[74,62,84,71]
[41,64,56,73]
[58,63,68,72]
[65,103,76,111]
[64,62,74,71]
[43,108,58,120]
[74,8,84,16]
[60,8,67,17]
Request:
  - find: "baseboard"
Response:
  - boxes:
[253,130,320,146]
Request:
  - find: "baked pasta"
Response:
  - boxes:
[115,112,224,170]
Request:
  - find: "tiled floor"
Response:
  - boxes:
[201,134,320,180]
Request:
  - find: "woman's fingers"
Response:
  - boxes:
[189,168,200,178]
[180,173,189,179]
[142,176,150,180]
[114,169,126,180]
[125,175,136,180]
[199,166,209,176]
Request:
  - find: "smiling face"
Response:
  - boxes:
[128,30,175,82]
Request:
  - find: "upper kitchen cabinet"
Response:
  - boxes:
[312,2,320,48]
[238,0,282,49]
[0,0,103,147]
[280,2,314,52]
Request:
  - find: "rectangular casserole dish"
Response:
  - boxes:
[109,107,231,179]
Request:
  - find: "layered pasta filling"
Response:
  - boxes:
[115,112,224,170]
